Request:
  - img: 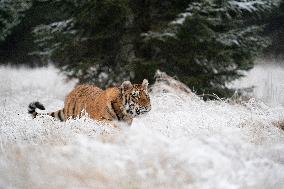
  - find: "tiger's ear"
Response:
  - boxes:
[142,79,148,90]
[121,81,132,92]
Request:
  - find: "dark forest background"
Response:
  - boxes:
[0,0,283,98]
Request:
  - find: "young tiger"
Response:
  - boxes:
[28,79,151,125]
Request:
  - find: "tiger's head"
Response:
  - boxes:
[120,79,151,117]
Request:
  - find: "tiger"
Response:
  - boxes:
[28,79,151,126]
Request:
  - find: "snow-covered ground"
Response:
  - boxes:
[0,64,283,189]
[230,59,284,106]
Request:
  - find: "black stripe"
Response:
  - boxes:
[127,95,131,105]
[28,110,35,114]
[50,112,55,117]
[35,102,45,110]
[72,100,77,118]
[64,103,71,118]
[111,102,121,121]
[58,110,63,121]
[29,104,35,109]
[124,94,129,106]
[120,87,123,98]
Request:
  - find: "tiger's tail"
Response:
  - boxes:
[28,101,65,121]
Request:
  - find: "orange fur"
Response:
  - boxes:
[29,80,151,126]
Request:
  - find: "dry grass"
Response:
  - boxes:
[0,66,284,189]
[274,120,284,131]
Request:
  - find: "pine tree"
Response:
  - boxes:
[32,0,130,87]
[265,0,284,57]
[0,0,32,42]
[30,0,279,97]
[0,0,65,64]
[128,0,189,83]
[140,0,276,97]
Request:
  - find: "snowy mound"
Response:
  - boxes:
[0,66,283,189]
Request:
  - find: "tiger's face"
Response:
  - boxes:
[121,79,151,117]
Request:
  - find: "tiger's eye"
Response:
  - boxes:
[132,91,139,97]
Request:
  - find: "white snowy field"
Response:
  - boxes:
[230,59,284,106]
[0,64,284,189]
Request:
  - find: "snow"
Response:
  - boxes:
[228,1,263,12]
[230,59,284,106]
[33,19,75,34]
[141,31,177,41]
[0,65,284,189]
[171,12,192,25]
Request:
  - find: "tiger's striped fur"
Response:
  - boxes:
[28,102,65,121]
[28,79,151,125]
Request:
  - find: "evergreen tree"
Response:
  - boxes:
[30,0,279,97]
[265,0,284,57]
[32,0,130,87]
[0,0,32,42]
[128,0,189,83]
[140,0,276,97]
[33,0,190,86]
[0,0,67,64]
